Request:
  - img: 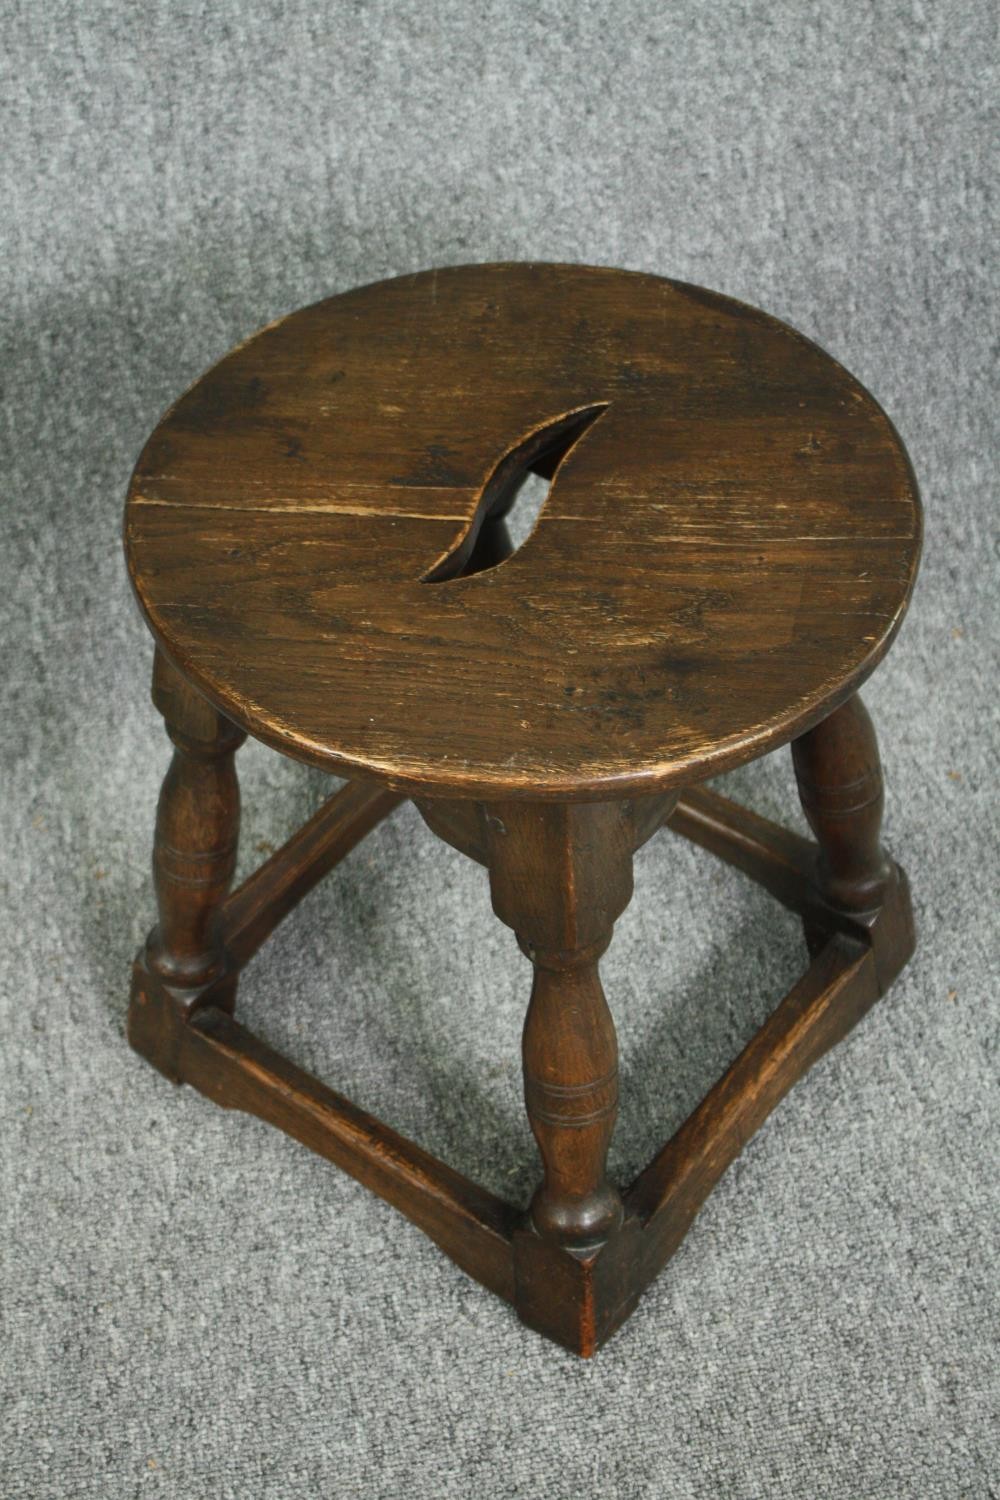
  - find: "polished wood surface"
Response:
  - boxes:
[125,262,921,801]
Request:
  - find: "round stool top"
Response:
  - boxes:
[125,263,921,801]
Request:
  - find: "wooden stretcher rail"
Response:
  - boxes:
[184,1005,520,1303]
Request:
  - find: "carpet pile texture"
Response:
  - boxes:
[2,2,997,1495]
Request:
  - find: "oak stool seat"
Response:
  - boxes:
[125,263,921,1355]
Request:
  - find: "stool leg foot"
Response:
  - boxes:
[128,650,246,1079]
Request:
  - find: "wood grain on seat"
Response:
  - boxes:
[125,263,921,801]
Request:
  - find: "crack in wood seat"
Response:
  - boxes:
[124,262,921,1355]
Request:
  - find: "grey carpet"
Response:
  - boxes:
[1,2,997,1495]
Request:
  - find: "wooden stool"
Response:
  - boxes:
[124,263,921,1355]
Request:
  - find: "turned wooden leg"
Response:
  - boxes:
[129,652,245,1075]
[520,937,623,1244]
[483,800,633,1247]
[791,691,915,988]
[792,692,892,913]
[146,649,246,1000]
